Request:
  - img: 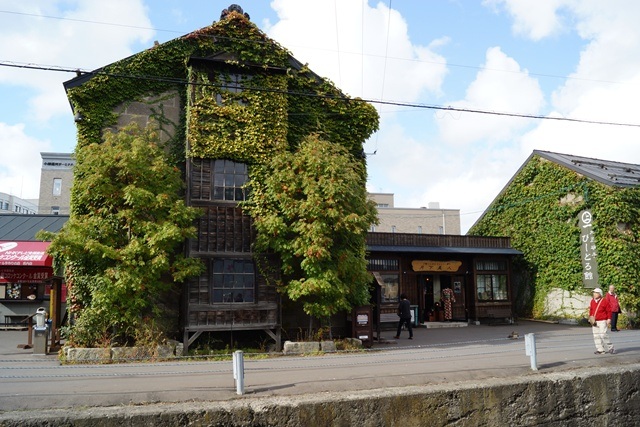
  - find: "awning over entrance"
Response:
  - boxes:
[0,241,53,267]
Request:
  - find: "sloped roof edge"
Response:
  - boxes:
[534,149,640,188]
[468,150,640,233]
[63,13,330,110]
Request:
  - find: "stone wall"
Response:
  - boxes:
[111,90,181,145]
[2,364,639,426]
[544,287,590,319]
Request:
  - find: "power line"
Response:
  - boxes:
[0,9,625,87]
[0,9,178,34]
[1,60,639,129]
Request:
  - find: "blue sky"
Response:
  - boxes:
[2,1,640,232]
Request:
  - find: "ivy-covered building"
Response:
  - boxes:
[62,5,378,351]
[470,150,640,323]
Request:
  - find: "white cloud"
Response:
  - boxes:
[265,0,448,109]
[483,0,569,40]
[437,47,544,146]
[0,0,154,122]
[0,123,50,199]
[0,0,153,200]
[521,1,640,164]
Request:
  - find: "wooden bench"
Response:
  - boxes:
[380,313,399,324]
[485,308,516,325]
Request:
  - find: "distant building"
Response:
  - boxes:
[369,193,461,235]
[0,192,37,215]
[37,153,74,215]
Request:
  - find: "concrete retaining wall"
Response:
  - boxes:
[2,364,639,426]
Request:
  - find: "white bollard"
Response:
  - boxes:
[233,350,245,395]
[524,333,538,371]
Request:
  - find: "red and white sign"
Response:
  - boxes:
[0,241,52,267]
[0,267,53,283]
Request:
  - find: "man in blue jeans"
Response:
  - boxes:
[394,293,413,339]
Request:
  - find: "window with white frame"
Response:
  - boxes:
[52,178,62,196]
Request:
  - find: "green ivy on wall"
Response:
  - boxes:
[469,155,640,317]
[68,12,378,167]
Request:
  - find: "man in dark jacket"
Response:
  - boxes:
[606,285,621,331]
[394,293,413,339]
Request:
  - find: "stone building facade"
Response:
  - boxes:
[37,153,74,215]
[369,193,461,235]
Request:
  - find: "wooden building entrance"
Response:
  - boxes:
[419,273,466,322]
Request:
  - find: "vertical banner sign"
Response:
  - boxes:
[579,210,599,288]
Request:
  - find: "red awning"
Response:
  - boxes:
[0,241,53,267]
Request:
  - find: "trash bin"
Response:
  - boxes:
[33,307,48,355]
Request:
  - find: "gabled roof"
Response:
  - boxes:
[0,214,68,241]
[468,150,640,233]
[63,10,328,104]
[534,150,640,188]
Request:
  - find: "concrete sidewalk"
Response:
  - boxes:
[0,319,557,359]
[1,320,638,412]
[0,318,627,357]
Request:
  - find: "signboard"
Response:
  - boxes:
[0,267,53,283]
[0,241,52,267]
[411,260,462,272]
[578,210,599,289]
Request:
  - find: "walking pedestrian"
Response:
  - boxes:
[589,288,615,355]
[394,293,413,340]
[606,285,621,331]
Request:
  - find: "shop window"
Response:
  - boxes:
[211,258,255,303]
[376,273,400,303]
[477,275,507,301]
[3,283,38,300]
[369,259,400,303]
[476,259,508,301]
[476,260,507,271]
[368,258,399,271]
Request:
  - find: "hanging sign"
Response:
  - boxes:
[411,260,462,272]
[578,210,599,289]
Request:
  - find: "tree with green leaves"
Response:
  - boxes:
[243,134,378,320]
[39,124,203,347]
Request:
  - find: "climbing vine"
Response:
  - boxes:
[470,155,640,317]
[61,9,380,343]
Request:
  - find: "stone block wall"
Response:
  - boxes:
[4,364,639,426]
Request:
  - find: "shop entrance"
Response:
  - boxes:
[421,274,466,321]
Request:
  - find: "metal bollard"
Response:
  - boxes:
[233,350,245,395]
[524,333,538,371]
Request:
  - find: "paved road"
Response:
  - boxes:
[1,321,639,411]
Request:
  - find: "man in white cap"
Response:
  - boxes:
[589,287,615,354]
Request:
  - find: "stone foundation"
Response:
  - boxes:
[2,364,639,426]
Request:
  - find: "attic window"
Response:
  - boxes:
[216,73,251,106]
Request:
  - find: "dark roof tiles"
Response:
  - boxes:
[0,214,68,241]
[534,150,640,188]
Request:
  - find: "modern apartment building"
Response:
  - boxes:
[0,192,37,215]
